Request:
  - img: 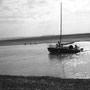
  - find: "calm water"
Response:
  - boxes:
[0,41,90,78]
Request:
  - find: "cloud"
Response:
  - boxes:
[0,0,90,38]
[0,0,90,22]
[0,0,49,22]
[27,0,47,7]
[66,0,90,14]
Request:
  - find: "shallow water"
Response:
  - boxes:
[0,41,90,79]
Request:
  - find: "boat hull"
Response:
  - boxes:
[48,47,81,54]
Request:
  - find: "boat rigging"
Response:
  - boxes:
[47,2,83,54]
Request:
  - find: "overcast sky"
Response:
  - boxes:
[0,0,90,38]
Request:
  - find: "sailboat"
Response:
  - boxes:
[47,2,83,54]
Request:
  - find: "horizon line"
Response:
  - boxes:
[0,32,90,41]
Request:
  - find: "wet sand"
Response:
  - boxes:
[0,75,90,90]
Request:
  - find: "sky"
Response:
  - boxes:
[0,0,90,38]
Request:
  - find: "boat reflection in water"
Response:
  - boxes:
[48,53,75,78]
[48,53,74,61]
[48,53,84,78]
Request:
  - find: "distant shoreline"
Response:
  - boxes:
[0,33,90,46]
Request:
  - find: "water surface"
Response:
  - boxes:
[0,42,90,78]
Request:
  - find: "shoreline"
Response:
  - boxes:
[0,33,90,89]
[0,35,90,46]
[0,75,90,89]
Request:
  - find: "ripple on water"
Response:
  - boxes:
[64,47,90,78]
[0,42,90,79]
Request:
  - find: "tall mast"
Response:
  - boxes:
[60,2,62,44]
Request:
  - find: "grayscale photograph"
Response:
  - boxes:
[0,0,90,90]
